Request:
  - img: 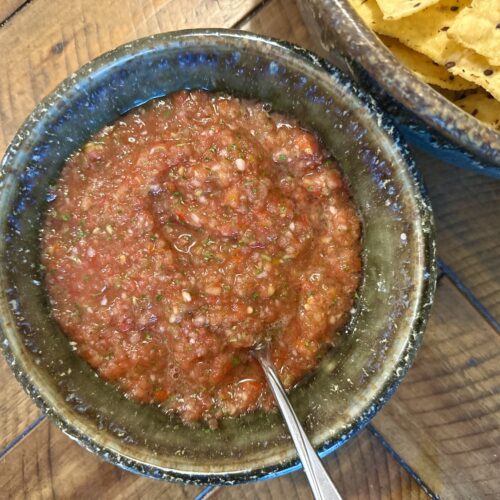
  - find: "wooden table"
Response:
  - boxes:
[1,1,499,498]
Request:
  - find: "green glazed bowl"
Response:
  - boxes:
[0,30,436,484]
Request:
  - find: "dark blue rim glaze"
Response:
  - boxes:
[0,29,436,485]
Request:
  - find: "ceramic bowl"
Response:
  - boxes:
[0,29,436,484]
[299,0,500,178]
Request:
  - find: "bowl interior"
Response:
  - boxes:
[0,30,435,483]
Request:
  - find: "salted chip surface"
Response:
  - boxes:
[445,49,500,100]
[381,36,477,90]
[452,90,500,130]
[448,0,500,66]
[374,0,441,20]
[349,0,471,64]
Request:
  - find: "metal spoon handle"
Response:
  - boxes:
[258,352,342,500]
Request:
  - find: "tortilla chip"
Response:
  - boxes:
[445,49,500,101]
[381,36,477,90]
[349,0,471,64]
[374,0,441,20]
[448,0,500,66]
[452,89,500,130]
[350,0,500,99]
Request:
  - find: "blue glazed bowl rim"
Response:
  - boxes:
[0,28,436,485]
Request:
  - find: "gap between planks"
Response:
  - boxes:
[0,0,31,27]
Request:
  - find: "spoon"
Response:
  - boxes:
[253,345,343,500]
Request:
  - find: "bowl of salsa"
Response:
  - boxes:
[0,30,436,484]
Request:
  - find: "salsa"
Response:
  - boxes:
[42,90,362,424]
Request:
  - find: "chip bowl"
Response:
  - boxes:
[299,0,500,178]
[0,29,436,484]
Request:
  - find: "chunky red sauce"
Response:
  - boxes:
[42,91,361,424]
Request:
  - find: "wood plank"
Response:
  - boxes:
[0,0,27,25]
[0,356,41,451]
[373,277,500,498]
[0,419,202,499]
[0,0,261,453]
[240,0,315,50]
[0,0,261,154]
[0,420,427,500]
[213,428,428,500]
[415,149,500,323]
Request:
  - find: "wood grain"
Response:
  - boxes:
[213,428,428,500]
[0,0,26,24]
[373,277,500,498]
[0,418,203,499]
[0,420,427,500]
[0,0,261,154]
[0,356,41,451]
[240,0,315,50]
[415,149,500,323]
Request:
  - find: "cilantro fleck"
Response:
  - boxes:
[203,251,215,262]
[76,228,88,240]
[150,234,157,242]
[231,355,241,367]
[278,153,287,162]
[251,291,260,300]
[61,213,71,221]
[155,293,164,302]
[209,145,217,153]
[254,267,264,276]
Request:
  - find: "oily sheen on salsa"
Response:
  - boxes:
[42,91,361,424]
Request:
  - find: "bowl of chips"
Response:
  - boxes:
[299,0,500,177]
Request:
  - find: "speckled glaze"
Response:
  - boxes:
[0,30,436,484]
[299,0,500,178]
